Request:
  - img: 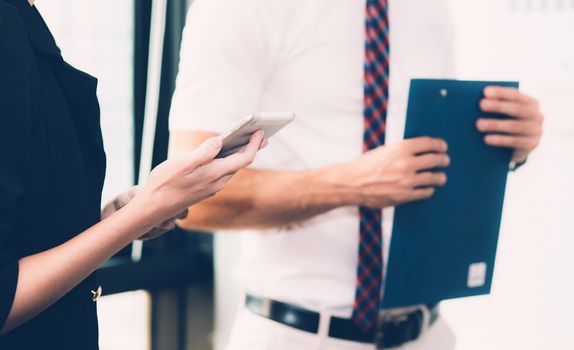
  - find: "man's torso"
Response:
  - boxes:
[172,0,456,314]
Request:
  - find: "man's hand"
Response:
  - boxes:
[477,87,544,163]
[101,187,188,241]
[335,137,450,208]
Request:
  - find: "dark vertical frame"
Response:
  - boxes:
[133,0,152,185]
[131,1,215,349]
[151,0,188,168]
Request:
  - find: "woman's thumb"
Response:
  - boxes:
[193,137,222,165]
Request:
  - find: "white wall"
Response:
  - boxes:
[36,0,134,204]
[442,1,574,349]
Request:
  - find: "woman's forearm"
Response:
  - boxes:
[1,197,154,335]
[0,134,263,335]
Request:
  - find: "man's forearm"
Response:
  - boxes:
[179,164,354,232]
[172,131,452,232]
[171,130,356,232]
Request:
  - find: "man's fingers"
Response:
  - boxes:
[480,99,533,119]
[405,188,436,202]
[413,172,447,188]
[405,137,448,155]
[484,134,538,150]
[412,153,450,171]
[397,172,446,205]
[476,118,540,136]
[484,86,536,105]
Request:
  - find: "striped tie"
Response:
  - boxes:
[352,0,390,333]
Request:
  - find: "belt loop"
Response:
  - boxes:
[261,298,272,318]
[317,311,332,339]
[420,305,431,333]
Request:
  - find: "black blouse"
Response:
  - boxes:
[0,0,106,349]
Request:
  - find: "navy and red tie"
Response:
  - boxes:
[352,0,390,333]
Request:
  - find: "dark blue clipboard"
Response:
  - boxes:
[381,79,519,309]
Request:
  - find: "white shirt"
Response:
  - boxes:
[170,0,456,316]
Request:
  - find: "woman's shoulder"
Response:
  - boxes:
[0,0,16,11]
[0,1,61,58]
[0,3,35,68]
[0,0,37,127]
[0,1,23,25]
[0,1,30,38]
[0,1,29,24]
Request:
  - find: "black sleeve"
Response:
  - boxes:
[0,2,35,330]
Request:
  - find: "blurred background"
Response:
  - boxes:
[35,0,573,349]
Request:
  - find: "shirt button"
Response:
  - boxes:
[91,286,103,302]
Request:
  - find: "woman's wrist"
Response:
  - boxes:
[117,192,160,238]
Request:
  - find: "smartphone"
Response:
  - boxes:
[216,112,295,158]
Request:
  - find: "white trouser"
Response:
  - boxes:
[225,308,457,350]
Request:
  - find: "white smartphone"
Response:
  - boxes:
[216,112,295,158]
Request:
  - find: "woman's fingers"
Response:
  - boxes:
[238,130,265,157]
[260,138,269,149]
[139,208,189,241]
[181,137,223,171]
[183,131,264,181]
[212,174,235,192]
[175,208,189,220]
[101,187,139,220]
[168,132,263,216]
[156,219,177,231]
[214,130,264,173]
[178,131,263,203]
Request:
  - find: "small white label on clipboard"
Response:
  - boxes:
[467,262,487,288]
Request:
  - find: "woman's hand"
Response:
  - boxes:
[131,130,266,234]
[101,187,188,240]
[1,133,265,335]
[476,87,544,164]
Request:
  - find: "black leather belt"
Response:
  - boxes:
[245,294,439,348]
